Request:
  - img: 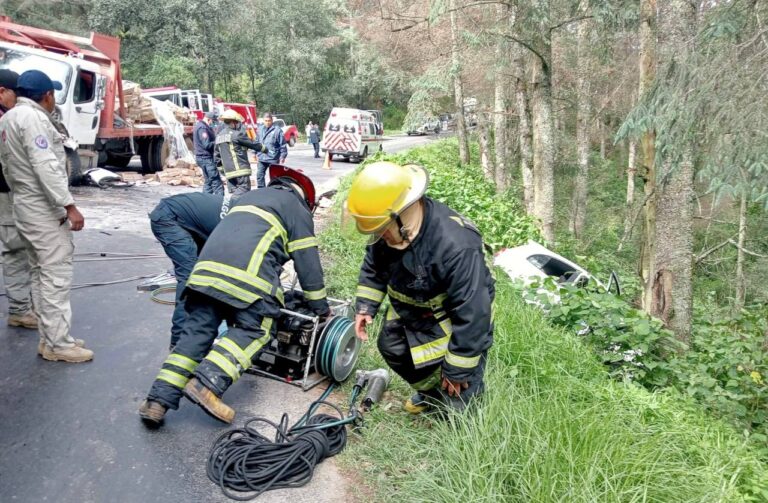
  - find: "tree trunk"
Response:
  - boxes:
[734,182,748,311]
[513,46,534,214]
[639,0,658,312]
[493,5,509,192]
[650,0,696,343]
[450,0,470,165]
[569,0,593,239]
[478,109,493,181]
[619,140,637,250]
[599,120,606,160]
[530,56,556,243]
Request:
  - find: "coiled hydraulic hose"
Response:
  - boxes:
[315,316,354,380]
[206,383,362,500]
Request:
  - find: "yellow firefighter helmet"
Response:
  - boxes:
[345,162,429,234]
[219,109,245,122]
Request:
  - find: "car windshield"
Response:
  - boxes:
[0,46,71,104]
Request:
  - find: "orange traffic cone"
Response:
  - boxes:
[322,151,332,170]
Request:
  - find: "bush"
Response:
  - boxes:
[519,277,679,387]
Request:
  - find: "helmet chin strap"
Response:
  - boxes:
[394,213,409,242]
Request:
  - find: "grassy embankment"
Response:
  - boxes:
[318,140,767,502]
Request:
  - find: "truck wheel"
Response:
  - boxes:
[147,137,168,173]
[379,144,383,152]
[288,136,296,147]
[138,139,154,174]
[355,147,368,163]
[66,148,84,186]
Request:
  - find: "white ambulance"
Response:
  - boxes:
[321,107,383,162]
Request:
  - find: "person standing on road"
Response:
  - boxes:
[0,69,37,330]
[305,121,312,144]
[215,109,266,196]
[139,166,329,427]
[149,192,233,350]
[256,112,287,189]
[0,70,92,363]
[309,122,321,159]
[345,162,494,414]
[193,111,222,195]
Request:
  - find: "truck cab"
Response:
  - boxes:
[0,40,106,154]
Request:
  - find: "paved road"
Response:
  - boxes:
[0,132,441,503]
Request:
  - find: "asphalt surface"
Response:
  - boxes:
[0,132,440,502]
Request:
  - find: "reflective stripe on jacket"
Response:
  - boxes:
[214,124,264,180]
[354,197,495,381]
[187,186,330,316]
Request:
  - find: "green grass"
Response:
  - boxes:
[336,281,766,502]
[318,142,767,502]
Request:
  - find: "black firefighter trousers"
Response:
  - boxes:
[147,290,276,411]
[377,319,487,411]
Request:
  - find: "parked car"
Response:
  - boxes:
[405,117,441,136]
[494,240,622,299]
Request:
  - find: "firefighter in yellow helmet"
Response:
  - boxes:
[215,109,266,196]
[346,161,495,413]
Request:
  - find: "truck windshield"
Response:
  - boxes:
[0,46,71,105]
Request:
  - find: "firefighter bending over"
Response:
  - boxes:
[346,162,494,413]
[214,109,265,196]
[139,165,329,426]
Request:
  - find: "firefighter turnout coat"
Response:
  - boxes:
[354,197,495,381]
[186,185,330,316]
[214,124,265,180]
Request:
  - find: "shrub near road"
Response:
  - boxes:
[320,140,767,502]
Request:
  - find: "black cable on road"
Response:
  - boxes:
[207,383,362,500]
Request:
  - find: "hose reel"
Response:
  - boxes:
[248,293,361,390]
[315,316,359,383]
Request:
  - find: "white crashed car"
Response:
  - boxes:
[494,241,621,303]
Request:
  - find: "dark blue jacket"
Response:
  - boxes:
[193,120,216,159]
[257,124,287,163]
[309,126,321,144]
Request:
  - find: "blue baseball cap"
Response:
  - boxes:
[16,70,63,94]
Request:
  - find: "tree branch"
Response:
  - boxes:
[492,31,549,69]
[550,15,594,33]
[695,236,737,264]
[729,239,768,258]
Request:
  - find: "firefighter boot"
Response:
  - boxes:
[38,338,85,357]
[7,311,38,329]
[183,377,235,424]
[404,389,442,415]
[139,400,167,427]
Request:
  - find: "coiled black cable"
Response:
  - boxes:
[207,384,361,500]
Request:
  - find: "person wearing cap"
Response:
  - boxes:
[215,109,266,196]
[255,112,288,189]
[345,162,495,414]
[194,111,222,195]
[139,165,330,427]
[0,70,92,363]
[0,69,37,330]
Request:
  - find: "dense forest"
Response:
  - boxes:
[4,0,768,464]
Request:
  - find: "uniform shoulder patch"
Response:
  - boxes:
[34,135,49,149]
